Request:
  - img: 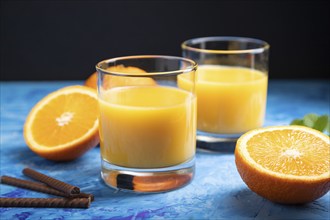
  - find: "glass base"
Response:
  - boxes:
[196,130,242,153]
[101,158,195,193]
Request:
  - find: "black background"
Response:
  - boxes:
[1,0,329,80]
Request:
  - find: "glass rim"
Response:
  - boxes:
[96,55,198,76]
[181,36,270,54]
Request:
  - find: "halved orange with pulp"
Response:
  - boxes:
[235,125,330,204]
[24,86,99,161]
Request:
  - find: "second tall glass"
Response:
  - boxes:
[182,37,269,151]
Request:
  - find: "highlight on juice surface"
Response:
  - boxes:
[181,36,270,150]
[96,55,197,193]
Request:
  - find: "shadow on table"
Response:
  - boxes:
[6,146,51,169]
[10,146,94,170]
[197,140,236,154]
[216,188,328,219]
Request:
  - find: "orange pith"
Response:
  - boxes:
[235,125,330,204]
[24,85,99,161]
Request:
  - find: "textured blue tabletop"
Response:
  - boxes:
[0,80,329,220]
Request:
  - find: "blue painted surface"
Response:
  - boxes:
[0,80,329,220]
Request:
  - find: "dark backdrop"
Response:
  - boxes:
[1,0,329,80]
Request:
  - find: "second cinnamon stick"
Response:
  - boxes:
[1,176,94,201]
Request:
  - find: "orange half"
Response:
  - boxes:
[235,125,330,204]
[24,86,99,161]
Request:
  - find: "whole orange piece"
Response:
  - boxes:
[85,65,156,89]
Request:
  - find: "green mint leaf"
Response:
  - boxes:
[303,113,319,127]
[313,115,329,132]
[290,113,330,134]
[325,116,330,133]
[290,119,304,126]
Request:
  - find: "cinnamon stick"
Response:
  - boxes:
[1,175,93,201]
[23,168,80,195]
[0,198,90,208]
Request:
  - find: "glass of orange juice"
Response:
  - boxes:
[181,37,269,151]
[96,55,197,192]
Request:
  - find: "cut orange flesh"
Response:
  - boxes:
[235,125,330,204]
[24,86,99,161]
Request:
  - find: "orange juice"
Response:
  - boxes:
[178,65,267,134]
[99,86,196,168]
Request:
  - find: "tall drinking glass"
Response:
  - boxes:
[96,55,197,192]
[181,37,269,151]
